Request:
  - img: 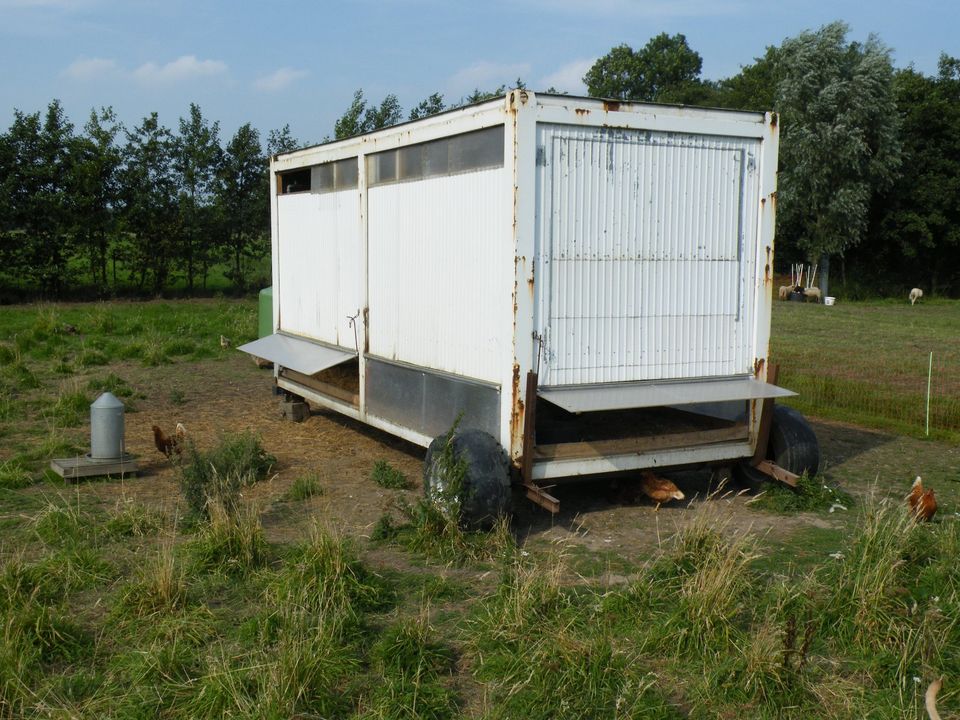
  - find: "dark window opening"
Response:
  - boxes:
[279,168,311,194]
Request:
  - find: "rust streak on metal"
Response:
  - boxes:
[753,357,765,377]
[603,100,621,112]
[575,108,590,116]
[509,363,523,448]
[769,112,779,128]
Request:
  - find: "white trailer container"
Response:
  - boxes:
[241,90,816,519]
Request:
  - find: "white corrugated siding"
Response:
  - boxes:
[368,168,507,383]
[535,124,761,386]
[276,189,361,348]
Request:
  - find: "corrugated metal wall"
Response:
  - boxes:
[277,189,361,347]
[534,124,761,386]
[367,169,508,383]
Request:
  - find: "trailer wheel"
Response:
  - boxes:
[423,428,512,529]
[735,405,820,491]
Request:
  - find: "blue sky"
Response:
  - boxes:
[1,0,956,146]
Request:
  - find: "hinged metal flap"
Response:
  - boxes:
[237,333,355,376]
[539,377,796,414]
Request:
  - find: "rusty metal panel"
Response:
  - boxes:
[367,167,509,384]
[276,187,361,348]
[534,124,762,387]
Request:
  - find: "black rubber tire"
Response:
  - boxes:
[735,405,820,491]
[423,428,512,529]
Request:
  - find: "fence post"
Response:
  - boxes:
[926,351,933,437]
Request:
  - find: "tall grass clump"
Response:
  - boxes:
[186,499,268,576]
[120,541,187,615]
[49,385,90,427]
[468,550,674,719]
[359,610,457,719]
[0,460,33,490]
[371,460,411,490]
[179,431,275,517]
[286,472,322,501]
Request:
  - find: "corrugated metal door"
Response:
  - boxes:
[534,124,761,386]
[276,190,361,348]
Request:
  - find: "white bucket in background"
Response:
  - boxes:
[824,296,836,306]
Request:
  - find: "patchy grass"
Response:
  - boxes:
[748,473,855,514]
[286,472,322,501]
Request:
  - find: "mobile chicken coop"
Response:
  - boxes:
[240,90,819,523]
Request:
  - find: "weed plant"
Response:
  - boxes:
[371,460,411,489]
[0,460,33,489]
[186,500,268,577]
[749,472,855,514]
[178,430,275,517]
[286,472,322,500]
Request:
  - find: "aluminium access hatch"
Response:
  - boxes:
[538,377,796,414]
[237,333,356,376]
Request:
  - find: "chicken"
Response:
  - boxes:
[907,476,937,522]
[639,470,685,511]
[152,423,187,458]
[219,335,232,348]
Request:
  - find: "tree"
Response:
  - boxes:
[71,107,123,289]
[120,113,179,292]
[713,46,781,111]
[408,93,446,120]
[774,22,901,297]
[174,103,223,290]
[1,101,76,294]
[334,90,367,140]
[584,33,704,102]
[866,55,960,294]
[217,123,268,290]
[266,124,300,156]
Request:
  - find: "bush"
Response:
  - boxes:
[179,431,276,517]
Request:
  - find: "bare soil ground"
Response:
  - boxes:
[42,351,959,570]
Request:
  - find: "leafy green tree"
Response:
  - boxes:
[120,113,179,292]
[217,123,268,290]
[584,33,704,102]
[266,124,300,156]
[409,93,446,120]
[0,101,76,294]
[774,22,901,297]
[867,55,960,294]
[334,89,368,139]
[71,107,123,289]
[713,46,780,111]
[174,103,223,290]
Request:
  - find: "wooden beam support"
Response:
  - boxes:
[755,459,798,487]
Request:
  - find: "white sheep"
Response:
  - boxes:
[778,285,791,301]
[804,287,821,303]
[909,288,923,305]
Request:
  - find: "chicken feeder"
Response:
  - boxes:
[91,392,124,459]
[49,392,138,480]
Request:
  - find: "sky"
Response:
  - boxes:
[1,0,956,147]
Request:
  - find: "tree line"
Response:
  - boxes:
[0,103,300,299]
[2,21,958,299]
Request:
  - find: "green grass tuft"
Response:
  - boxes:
[286,472,322,501]
[371,460,411,490]
[0,460,33,489]
[749,473,855,514]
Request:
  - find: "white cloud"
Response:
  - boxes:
[254,67,308,92]
[62,56,119,81]
[448,60,532,96]
[132,55,227,85]
[539,58,595,94]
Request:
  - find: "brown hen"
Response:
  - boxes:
[907,476,937,522]
[152,423,186,458]
[639,470,685,510]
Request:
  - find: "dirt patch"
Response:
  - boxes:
[39,352,959,562]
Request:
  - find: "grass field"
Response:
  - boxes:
[772,299,960,441]
[0,298,958,718]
